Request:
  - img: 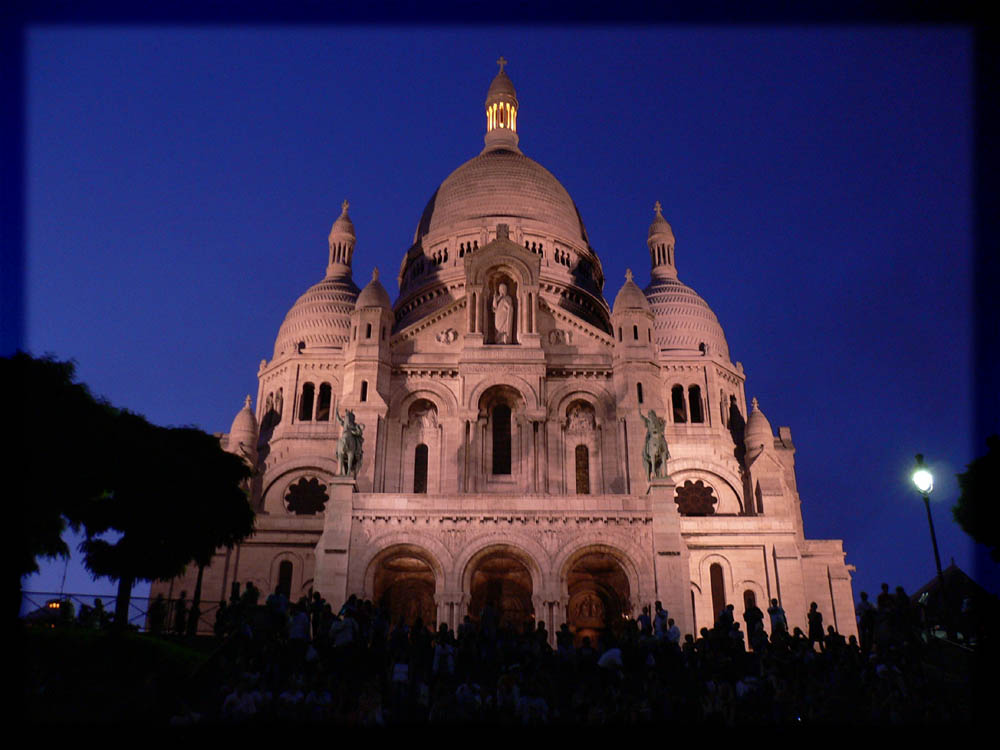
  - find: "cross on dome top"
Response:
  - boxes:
[341,199,350,214]
[654,200,662,216]
[625,268,634,283]
[751,397,759,410]
[497,56,507,73]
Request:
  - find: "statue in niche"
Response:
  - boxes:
[491,282,515,344]
[566,403,594,433]
[275,388,283,418]
[641,409,670,480]
[335,407,365,477]
[412,403,438,430]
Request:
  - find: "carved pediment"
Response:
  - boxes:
[463,224,542,289]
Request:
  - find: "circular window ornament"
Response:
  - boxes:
[674,479,717,515]
[284,476,329,515]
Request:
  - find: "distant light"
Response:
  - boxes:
[912,467,934,494]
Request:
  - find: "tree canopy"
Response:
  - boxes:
[953,435,1000,563]
[10,352,254,624]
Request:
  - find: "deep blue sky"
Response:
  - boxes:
[21,27,988,609]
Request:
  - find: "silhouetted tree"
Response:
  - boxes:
[6,352,254,628]
[79,415,254,628]
[7,353,116,617]
[953,435,1000,562]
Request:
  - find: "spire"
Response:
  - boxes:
[327,199,356,277]
[483,57,521,154]
[648,200,677,279]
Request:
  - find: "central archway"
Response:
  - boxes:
[466,546,535,633]
[372,545,438,627]
[566,551,631,645]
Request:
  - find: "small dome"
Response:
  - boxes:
[273,274,359,358]
[329,199,355,241]
[648,201,674,243]
[644,276,731,360]
[612,269,651,315]
[744,397,773,447]
[487,67,517,102]
[227,395,258,456]
[356,268,392,309]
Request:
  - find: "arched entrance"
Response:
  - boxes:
[467,546,534,632]
[372,546,438,627]
[566,551,631,645]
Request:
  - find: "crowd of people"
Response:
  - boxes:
[143,581,970,725]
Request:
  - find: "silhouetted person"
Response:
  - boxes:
[807,602,824,652]
[173,591,188,635]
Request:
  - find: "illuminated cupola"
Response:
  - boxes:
[648,201,677,279]
[483,56,520,154]
[327,199,356,276]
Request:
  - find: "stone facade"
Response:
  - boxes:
[153,62,857,642]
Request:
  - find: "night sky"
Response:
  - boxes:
[20,26,989,611]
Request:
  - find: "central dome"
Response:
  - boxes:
[413,149,589,246]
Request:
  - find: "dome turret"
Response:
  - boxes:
[648,201,677,279]
[227,395,258,463]
[744,397,773,461]
[643,202,731,360]
[327,199,356,276]
[273,202,360,358]
[356,267,392,309]
[612,268,651,314]
[483,56,520,154]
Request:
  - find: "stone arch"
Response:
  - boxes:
[269,550,306,599]
[668,463,744,515]
[466,254,537,289]
[547,381,617,422]
[363,542,446,628]
[390,383,459,418]
[455,536,547,597]
[467,375,538,413]
[554,540,645,607]
[459,541,542,632]
[261,462,339,515]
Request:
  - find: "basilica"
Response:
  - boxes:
[154,62,857,642]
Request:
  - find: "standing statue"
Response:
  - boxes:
[491,282,515,344]
[335,407,365,477]
[641,410,670,480]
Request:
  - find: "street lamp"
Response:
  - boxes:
[912,454,944,581]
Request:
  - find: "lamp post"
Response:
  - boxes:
[913,454,950,639]
[912,454,944,583]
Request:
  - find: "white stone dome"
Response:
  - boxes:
[644,276,731,360]
[612,269,651,315]
[273,273,359,358]
[413,149,590,247]
[356,268,391,309]
[227,395,258,458]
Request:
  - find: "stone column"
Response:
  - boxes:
[649,476,690,631]
[313,476,355,610]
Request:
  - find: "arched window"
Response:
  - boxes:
[575,444,590,494]
[648,328,651,343]
[617,327,622,342]
[743,589,757,612]
[492,404,512,475]
[316,383,332,421]
[633,324,639,340]
[755,482,764,515]
[689,385,704,423]
[365,323,372,339]
[710,563,726,623]
[636,382,644,404]
[360,380,369,403]
[298,383,315,421]
[413,443,428,494]
[278,560,293,598]
[381,326,386,341]
[671,385,687,423]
